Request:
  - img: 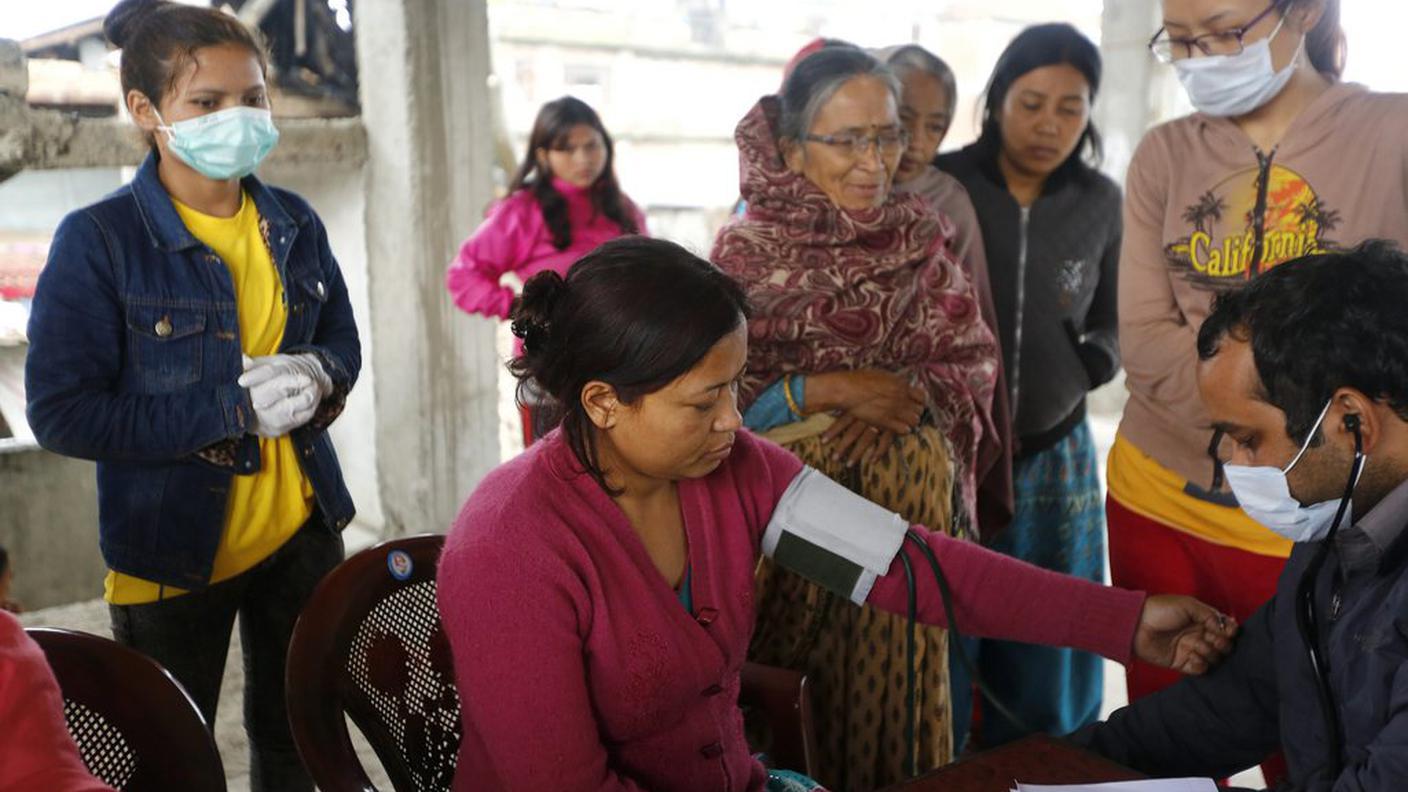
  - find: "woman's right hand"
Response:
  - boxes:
[807,369,926,464]
[810,369,926,434]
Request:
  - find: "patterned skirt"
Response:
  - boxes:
[749,424,960,791]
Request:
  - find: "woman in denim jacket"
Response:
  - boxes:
[24,2,358,789]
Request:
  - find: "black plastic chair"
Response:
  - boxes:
[27,627,226,791]
[739,661,820,777]
[286,533,459,792]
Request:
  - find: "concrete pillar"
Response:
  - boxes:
[0,39,25,97]
[1,39,32,185]
[1096,0,1163,185]
[1088,0,1162,418]
[354,0,500,537]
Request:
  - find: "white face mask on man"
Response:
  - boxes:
[1174,14,1304,118]
[1224,399,1365,543]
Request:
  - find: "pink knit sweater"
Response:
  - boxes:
[438,430,1144,791]
[445,178,648,320]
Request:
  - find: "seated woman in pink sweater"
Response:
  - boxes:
[438,237,1236,792]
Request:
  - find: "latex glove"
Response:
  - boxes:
[238,354,329,437]
[1133,594,1239,675]
[240,353,334,399]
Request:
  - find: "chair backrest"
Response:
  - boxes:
[738,661,820,777]
[26,627,226,791]
[286,533,460,792]
[287,533,817,788]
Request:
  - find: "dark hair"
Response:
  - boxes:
[508,237,750,493]
[885,44,957,114]
[974,23,1104,181]
[1197,240,1408,444]
[0,546,7,578]
[104,0,269,150]
[778,46,899,142]
[508,97,639,252]
[1282,0,1346,79]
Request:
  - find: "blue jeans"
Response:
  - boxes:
[109,515,343,792]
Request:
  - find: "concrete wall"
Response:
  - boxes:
[0,446,105,610]
[0,168,123,232]
[0,342,105,609]
[264,162,386,532]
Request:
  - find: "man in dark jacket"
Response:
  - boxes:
[1077,240,1408,790]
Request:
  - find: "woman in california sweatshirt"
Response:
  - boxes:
[1110,2,1408,782]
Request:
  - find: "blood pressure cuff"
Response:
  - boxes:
[761,466,909,605]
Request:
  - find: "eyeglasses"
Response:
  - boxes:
[1148,1,1282,63]
[802,128,910,159]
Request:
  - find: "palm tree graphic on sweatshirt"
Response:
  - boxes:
[1165,163,1341,289]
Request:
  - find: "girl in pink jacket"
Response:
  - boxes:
[446,96,647,322]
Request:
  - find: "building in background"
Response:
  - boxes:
[486,0,1105,252]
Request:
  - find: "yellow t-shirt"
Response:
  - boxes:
[105,192,315,605]
[1107,432,1291,559]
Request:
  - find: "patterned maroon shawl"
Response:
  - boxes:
[712,97,998,514]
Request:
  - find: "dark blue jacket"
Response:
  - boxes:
[1076,516,1408,790]
[24,154,359,590]
[936,144,1121,457]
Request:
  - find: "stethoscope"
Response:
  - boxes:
[1295,413,1365,779]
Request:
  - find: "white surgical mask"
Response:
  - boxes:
[154,106,279,180]
[1173,16,1303,118]
[1224,400,1364,544]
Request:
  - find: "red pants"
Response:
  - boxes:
[519,404,536,448]
[520,402,558,446]
[1106,495,1288,785]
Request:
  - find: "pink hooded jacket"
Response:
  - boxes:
[446,178,648,319]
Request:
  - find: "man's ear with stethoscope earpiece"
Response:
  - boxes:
[1330,388,1375,453]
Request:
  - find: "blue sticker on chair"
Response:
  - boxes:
[387,549,414,581]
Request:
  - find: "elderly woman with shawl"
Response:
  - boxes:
[712,47,1000,790]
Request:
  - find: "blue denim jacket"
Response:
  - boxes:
[25,154,360,590]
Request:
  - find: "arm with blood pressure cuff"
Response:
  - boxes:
[761,465,1238,760]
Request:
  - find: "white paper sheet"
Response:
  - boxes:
[1010,780,1218,792]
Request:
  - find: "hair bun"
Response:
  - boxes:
[104,0,169,49]
[511,270,567,354]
